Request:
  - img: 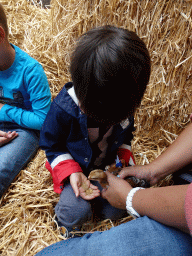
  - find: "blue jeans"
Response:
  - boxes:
[0,122,39,197]
[35,216,192,256]
[55,181,127,230]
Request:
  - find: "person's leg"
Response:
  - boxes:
[35,216,192,256]
[55,183,92,230]
[0,123,39,197]
[91,181,127,220]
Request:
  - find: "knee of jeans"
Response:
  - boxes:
[0,161,17,198]
[55,199,92,228]
[0,160,8,171]
[0,160,19,183]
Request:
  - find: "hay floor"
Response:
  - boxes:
[0,0,192,255]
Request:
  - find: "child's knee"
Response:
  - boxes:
[55,197,92,228]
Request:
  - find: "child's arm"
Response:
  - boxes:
[102,171,190,233]
[40,100,84,193]
[0,63,51,130]
[119,122,192,186]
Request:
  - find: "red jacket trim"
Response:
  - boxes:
[117,147,135,166]
[45,160,83,194]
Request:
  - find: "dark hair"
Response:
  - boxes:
[0,4,8,36]
[70,25,151,125]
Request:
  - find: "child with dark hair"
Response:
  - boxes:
[0,3,51,197]
[40,25,151,237]
[71,26,150,125]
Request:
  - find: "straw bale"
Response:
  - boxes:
[0,0,192,255]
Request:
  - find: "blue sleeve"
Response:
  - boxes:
[39,100,72,164]
[0,63,51,130]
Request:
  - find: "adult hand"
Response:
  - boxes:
[102,171,132,209]
[70,172,100,200]
[0,130,18,146]
[119,164,158,186]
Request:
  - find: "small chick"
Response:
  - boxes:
[88,169,137,188]
[88,169,108,188]
[88,164,149,188]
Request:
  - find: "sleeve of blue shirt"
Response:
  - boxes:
[0,63,51,130]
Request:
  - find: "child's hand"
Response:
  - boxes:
[70,172,100,200]
[0,103,4,110]
[101,171,132,209]
[0,130,18,146]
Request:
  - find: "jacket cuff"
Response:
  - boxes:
[117,145,135,166]
[45,160,83,193]
[54,159,83,182]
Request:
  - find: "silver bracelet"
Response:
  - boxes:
[126,187,144,218]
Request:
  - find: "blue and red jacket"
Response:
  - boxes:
[40,82,135,193]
